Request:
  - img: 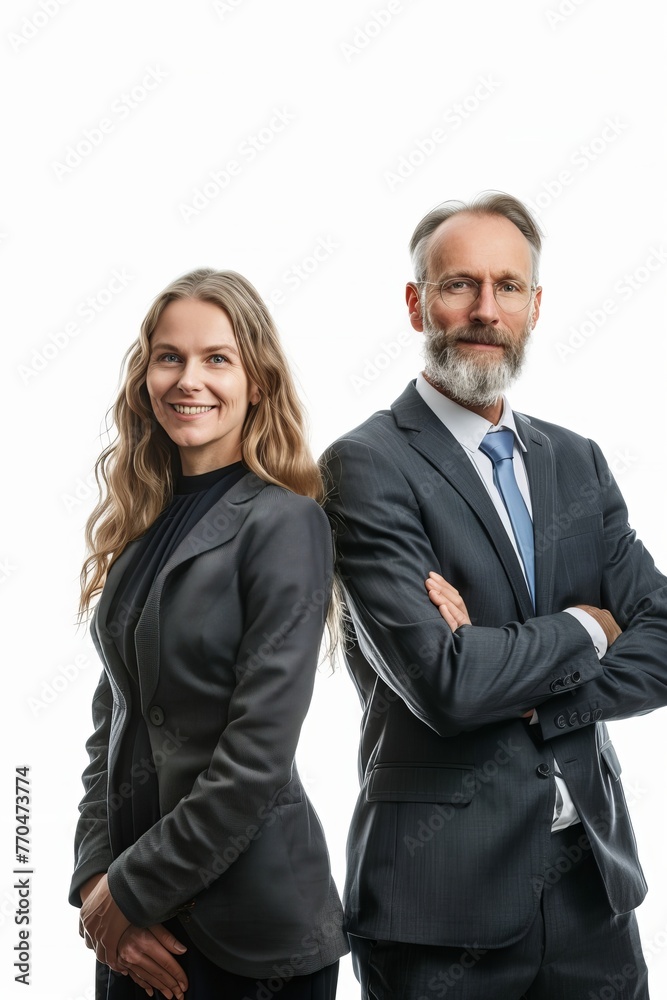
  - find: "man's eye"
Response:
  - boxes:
[444,280,472,292]
[499,282,520,294]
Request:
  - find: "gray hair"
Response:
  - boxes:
[409,191,544,286]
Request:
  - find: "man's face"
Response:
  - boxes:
[407,212,542,409]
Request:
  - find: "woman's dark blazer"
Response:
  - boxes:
[69,472,348,978]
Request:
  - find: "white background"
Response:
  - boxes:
[2,1,666,997]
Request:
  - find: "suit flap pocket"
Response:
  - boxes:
[559,512,602,540]
[366,763,474,804]
[599,740,622,781]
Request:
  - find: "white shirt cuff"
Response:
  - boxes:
[563,607,608,659]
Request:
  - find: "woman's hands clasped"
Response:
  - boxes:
[79,873,189,998]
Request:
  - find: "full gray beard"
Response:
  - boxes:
[422,316,531,409]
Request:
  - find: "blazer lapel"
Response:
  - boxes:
[515,414,558,616]
[133,472,267,710]
[392,383,535,621]
[92,536,143,708]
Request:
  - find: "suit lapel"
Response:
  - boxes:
[392,384,536,622]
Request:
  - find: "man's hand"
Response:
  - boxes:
[425,572,472,632]
[574,605,622,647]
[117,924,188,999]
[79,873,131,970]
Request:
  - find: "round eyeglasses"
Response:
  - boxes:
[420,277,537,314]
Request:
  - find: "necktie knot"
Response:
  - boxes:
[479,428,515,464]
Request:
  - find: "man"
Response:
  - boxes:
[322,193,667,998]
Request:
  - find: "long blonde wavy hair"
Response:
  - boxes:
[79,268,325,618]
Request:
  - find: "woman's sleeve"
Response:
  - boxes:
[69,664,115,906]
[106,493,334,926]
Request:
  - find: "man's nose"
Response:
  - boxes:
[468,282,500,325]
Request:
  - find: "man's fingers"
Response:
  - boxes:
[426,572,463,602]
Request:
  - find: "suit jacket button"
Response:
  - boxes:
[568,712,578,726]
[550,679,563,692]
[592,709,602,721]
[536,763,551,778]
[149,706,165,726]
[571,671,581,683]
[555,714,567,729]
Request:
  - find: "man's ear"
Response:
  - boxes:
[529,286,542,330]
[406,283,424,332]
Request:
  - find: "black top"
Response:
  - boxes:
[106,461,247,850]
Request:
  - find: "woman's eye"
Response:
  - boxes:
[160,353,180,363]
[210,355,227,364]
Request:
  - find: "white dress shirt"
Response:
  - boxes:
[415,373,607,831]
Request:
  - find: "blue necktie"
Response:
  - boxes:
[479,429,535,608]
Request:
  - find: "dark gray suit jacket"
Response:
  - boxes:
[322,381,667,949]
[70,473,348,978]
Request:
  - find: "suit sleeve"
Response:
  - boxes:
[537,439,667,739]
[105,495,333,926]
[321,437,602,735]
[69,663,114,906]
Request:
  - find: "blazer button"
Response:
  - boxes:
[568,712,578,726]
[571,671,581,683]
[149,705,165,726]
[592,709,602,721]
[555,714,567,729]
[549,679,563,692]
[536,763,552,778]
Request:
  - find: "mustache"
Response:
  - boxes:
[448,326,513,348]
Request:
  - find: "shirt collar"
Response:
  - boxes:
[415,372,526,454]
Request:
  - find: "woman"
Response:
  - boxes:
[70,269,348,999]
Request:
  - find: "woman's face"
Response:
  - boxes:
[146,297,260,476]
